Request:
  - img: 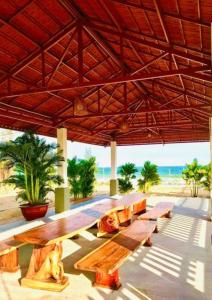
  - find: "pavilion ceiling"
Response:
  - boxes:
[0,0,211,145]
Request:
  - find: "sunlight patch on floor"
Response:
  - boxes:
[139,262,162,277]
[161,214,194,242]
[126,283,152,300]
[142,257,180,277]
[80,230,96,241]
[193,219,207,248]
[187,260,205,293]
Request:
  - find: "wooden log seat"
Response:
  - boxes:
[0,238,25,272]
[74,220,157,289]
[139,202,174,233]
[139,202,174,221]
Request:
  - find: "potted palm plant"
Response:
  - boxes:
[0,131,64,220]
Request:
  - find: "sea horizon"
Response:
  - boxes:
[96,165,186,180]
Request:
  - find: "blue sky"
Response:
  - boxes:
[1,129,209,167]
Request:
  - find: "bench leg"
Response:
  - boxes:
[21,242,69,291]
[154,225,159,233]
[144,237,152,247]
[97,212,119,237]
[133,199,146,215]
[117,207,132,227]
[94,270,121,290]
[0,249,19,272]
[165,211,172,218]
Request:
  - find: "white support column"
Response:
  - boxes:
[55,128,69,213]
[208,118,212,221]
[111,141,117,180]
[57,128,68,187]
[110,141,118,196]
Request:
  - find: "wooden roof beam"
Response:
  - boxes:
[59,103,210,121]
[0,65,210,99]
[86,23,210,65]
[112,0,210,28]
[0,20,77,85]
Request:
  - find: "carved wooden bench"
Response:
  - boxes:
[74,220,156,289]
[139,202,174,232]
[0,238,25,272]
[97,193,147,236]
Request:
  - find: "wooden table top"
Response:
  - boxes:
[14,193,146,246]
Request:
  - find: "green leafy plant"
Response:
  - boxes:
[200,163,211,191]
[138,161,160,193]
[80,157,96,198]
[118,163,137,193]
[182,159,204,197]
[67,157,81,200]
[67,156,96,200]
[0,131,64,205]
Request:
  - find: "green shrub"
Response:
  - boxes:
[67,157,81,200]
[67,156,96,200]
[118,163,137,193]
[138,161,160,193]
[182,159,204,197]
[79,157,96,198]
[200,164,211,191]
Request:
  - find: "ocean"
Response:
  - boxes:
[96,166,185,181]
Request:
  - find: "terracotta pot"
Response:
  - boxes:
[20,203,49,221]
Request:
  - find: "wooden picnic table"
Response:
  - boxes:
[14,193,146,291]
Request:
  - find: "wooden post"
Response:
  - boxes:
[55,128,70,213]
[110,141,118,196]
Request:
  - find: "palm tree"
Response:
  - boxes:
[182,159,204,197]
[138,161,160,193]
[0,131,64,205]
[118,163,137,193]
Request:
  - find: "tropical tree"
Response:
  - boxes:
[200,163,211,191]
[138,161,160,193]
[67,157,81,200]
[118,163,137,193]
[79,157,96,198]
[67,156,96,199]
[182,159,204,197]
[0,131,64,205]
